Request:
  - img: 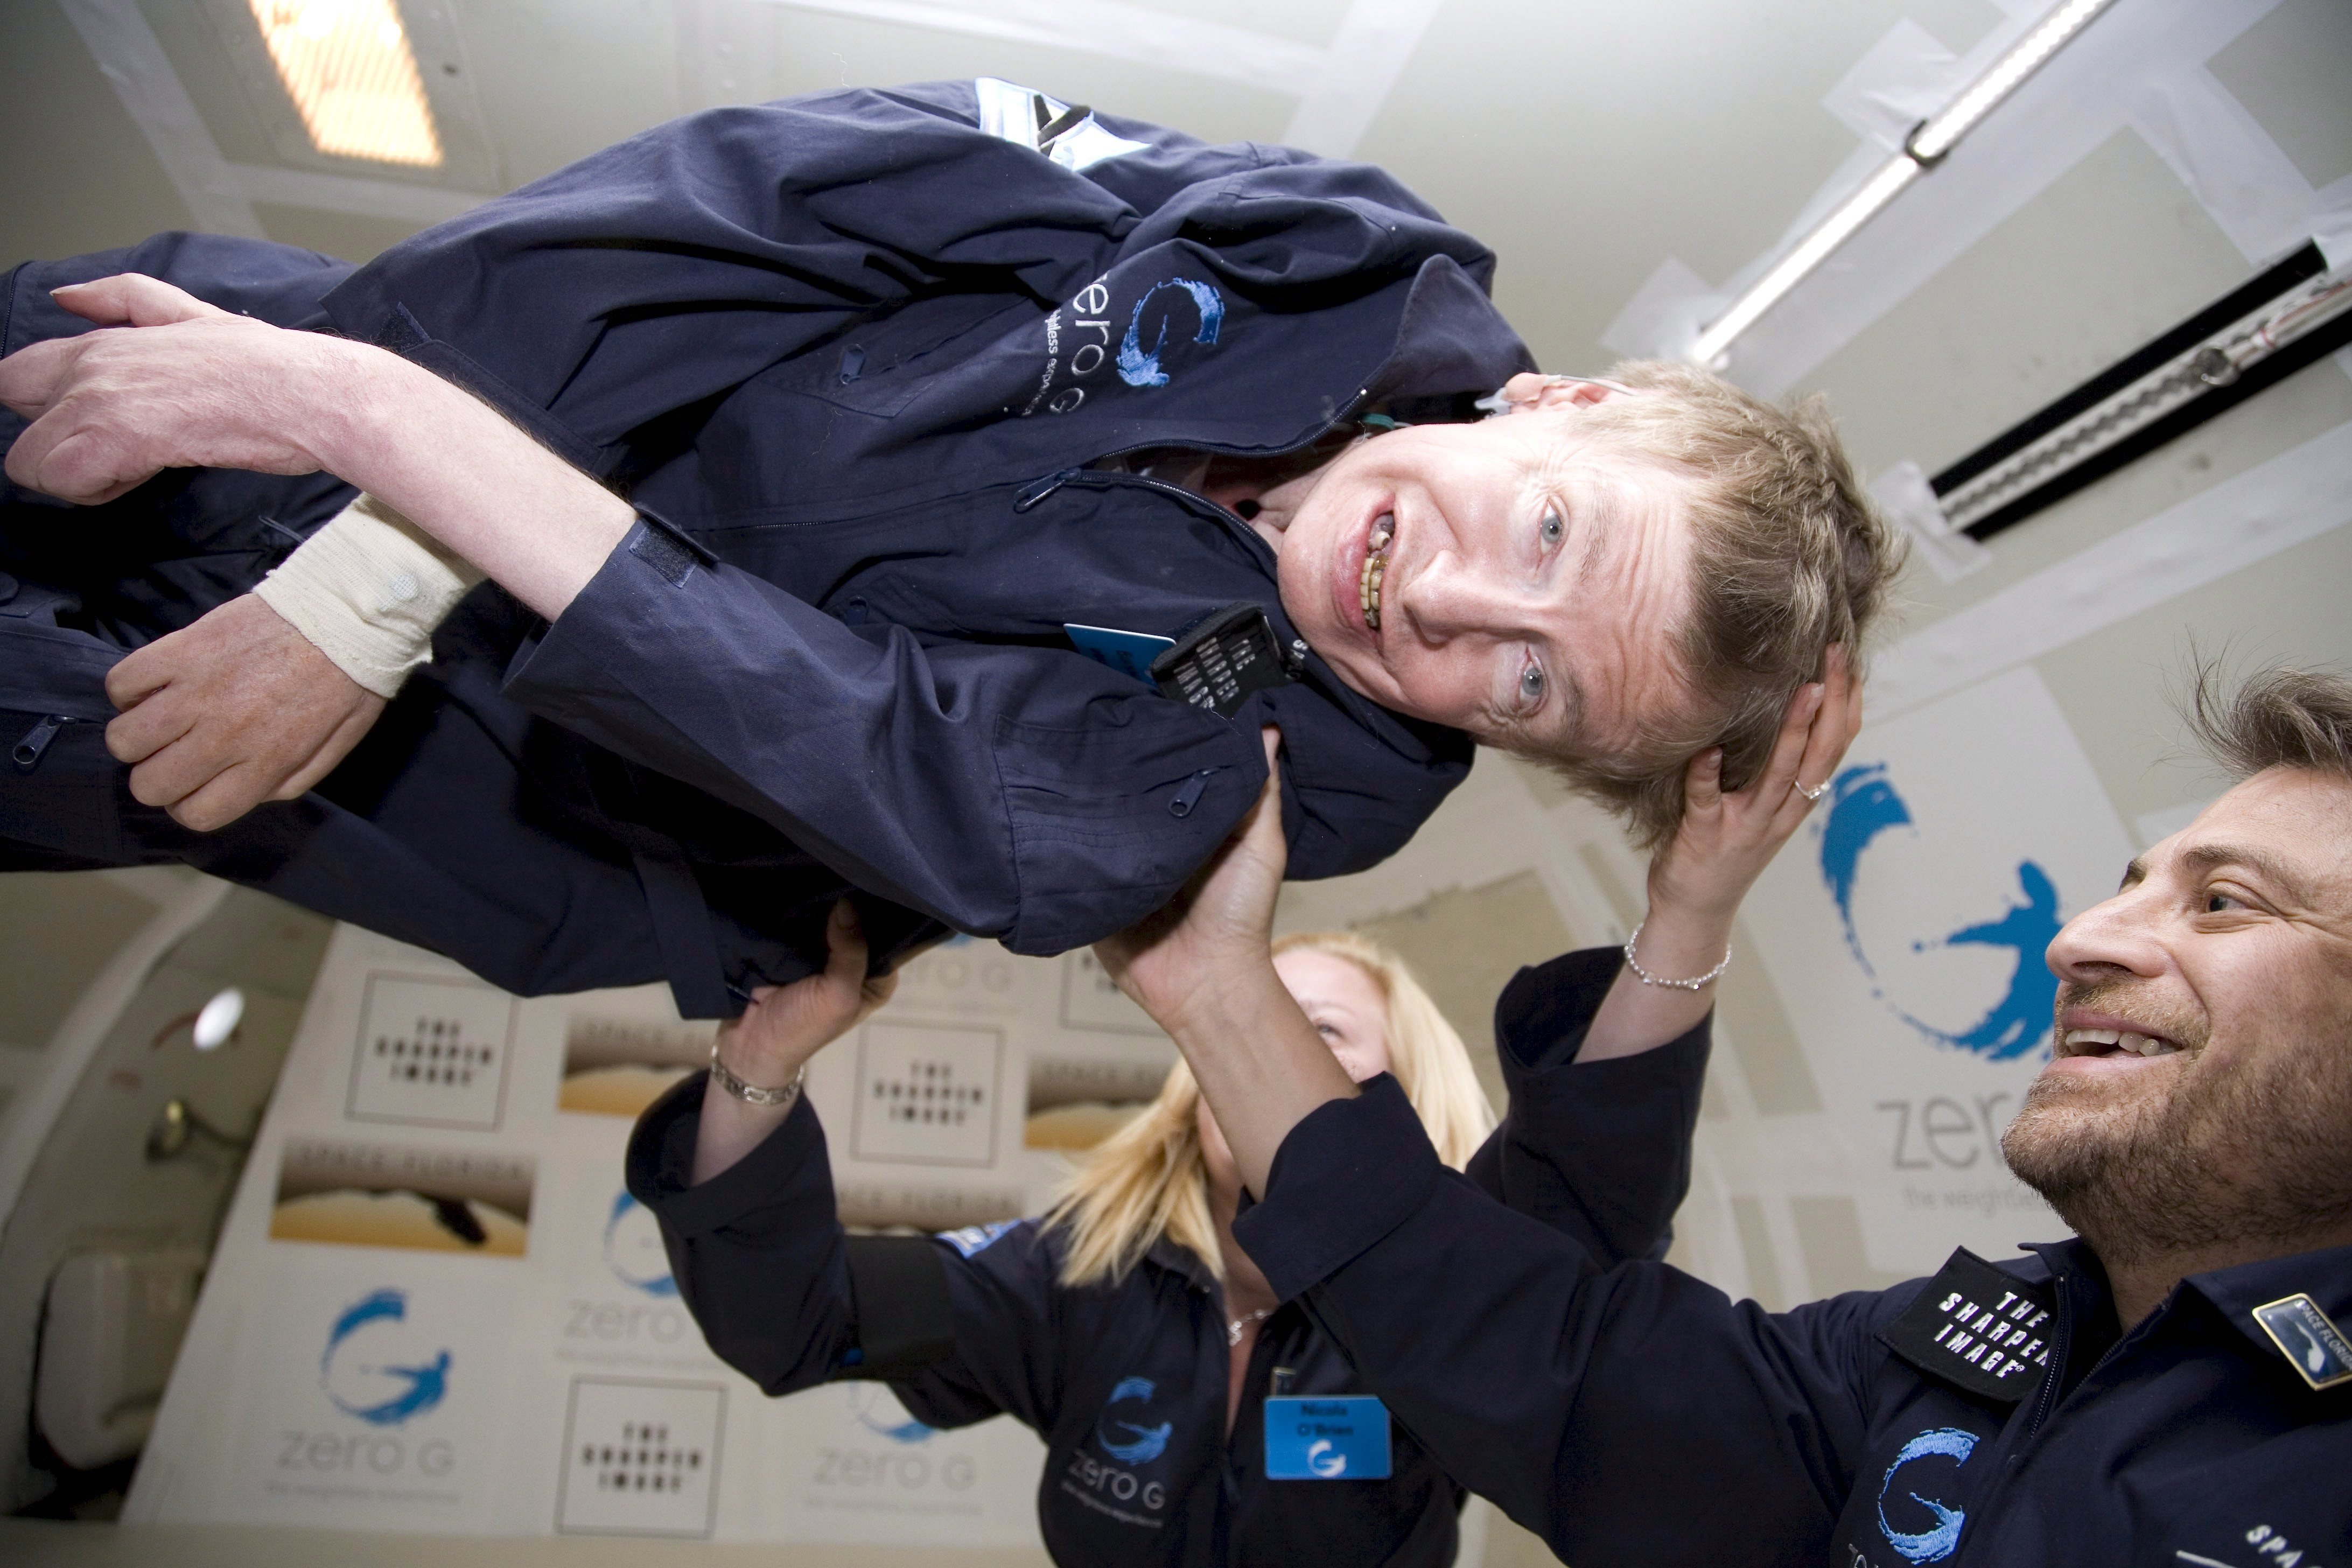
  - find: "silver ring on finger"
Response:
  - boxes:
[1794,779,1828,802]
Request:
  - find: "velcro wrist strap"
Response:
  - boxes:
[253,499,470,698]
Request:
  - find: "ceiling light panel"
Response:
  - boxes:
[200,0,499,192]
[248,0,443,166]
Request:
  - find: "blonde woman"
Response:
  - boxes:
[628,867,1730,1568]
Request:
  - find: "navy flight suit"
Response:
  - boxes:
[1231,1046,2352,1565]
[626,949,1711,1567]
[0,81,1532,1016]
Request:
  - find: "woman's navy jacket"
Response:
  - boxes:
[627,948,1709,1567]
[0,81,1534,1013]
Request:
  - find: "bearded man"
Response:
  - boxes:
[1096,661,2352,1567]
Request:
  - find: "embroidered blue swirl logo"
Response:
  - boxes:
[1819,763,2062,1060]
[1876,1426,1978,1563]
[319,1288,451,1426]
[1117,279,1224,387]
[1095,1375,1174,1464]
[603,1189,678,1297]
[848,1383,936,1444]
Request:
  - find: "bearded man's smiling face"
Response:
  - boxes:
[2001,766,2352,1264]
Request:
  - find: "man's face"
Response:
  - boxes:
[1272,406,1698,755]
[2001,767,2352,1261]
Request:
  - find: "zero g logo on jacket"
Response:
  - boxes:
[1025,275,1227,415]
[320,1287,452,1426]
[603,1190,677,1297]
[1818,762,2063,1061]
[1875,1427,1978,1564]
[1116,279,1224,388]
[1094,1376,1174,1464]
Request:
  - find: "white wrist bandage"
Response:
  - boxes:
[253,497,473,699]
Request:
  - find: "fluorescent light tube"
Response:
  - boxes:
[1691,156,1919,366]
[1693,0,2123,365]
[1909,0,2120,163]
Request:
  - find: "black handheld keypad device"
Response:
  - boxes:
[1149,604,1296,718]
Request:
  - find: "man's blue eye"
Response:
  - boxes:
[1520,663,1545,703]
[1539,510,1563,546]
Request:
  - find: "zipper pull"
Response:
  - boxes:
[1168,768,1217,818]
[1014,468,1081,512]
[13,715,69,773]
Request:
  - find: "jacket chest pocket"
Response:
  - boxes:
[798,296,1028,418]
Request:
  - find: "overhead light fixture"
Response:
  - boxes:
[1691,0,2123,366]
[247,0,444,167]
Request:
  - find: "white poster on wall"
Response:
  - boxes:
[1742,664,2136,1271]
[126,921,1186,1544]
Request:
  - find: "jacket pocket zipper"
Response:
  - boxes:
[13,715,72,773]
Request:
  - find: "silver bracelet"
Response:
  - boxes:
[1622,921,1732,991]
[709,1044,807,1109]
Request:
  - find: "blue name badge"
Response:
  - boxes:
[1066,622,1175,683]
[1263,1395,1390,1480]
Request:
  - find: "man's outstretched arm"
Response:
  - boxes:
[1,273,635,618]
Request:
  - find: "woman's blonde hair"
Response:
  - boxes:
[1041,932,1496,1289]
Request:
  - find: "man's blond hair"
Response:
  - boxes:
[1523,359,1903,848]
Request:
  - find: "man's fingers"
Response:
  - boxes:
[0,337,81,419]
[103,639,178,713]
[104,687,197,767]
[123,728,232,809]
[6,415,150,505]
[50,275,229,328]
[167,766,274,834]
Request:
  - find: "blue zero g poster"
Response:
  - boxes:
[1739,667,2137,1273]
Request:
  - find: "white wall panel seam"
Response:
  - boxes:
[1280,0,1447,157]
[55,0,267,239]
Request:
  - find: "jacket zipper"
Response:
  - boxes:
[12,715,71,773]
[1951,1270,2143,1566]
[1012,466,1275,557]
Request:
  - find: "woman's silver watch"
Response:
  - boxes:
[708,1043,807,1109]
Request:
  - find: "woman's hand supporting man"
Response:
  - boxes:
[1096,650,1864,1200]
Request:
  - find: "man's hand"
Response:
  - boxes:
[104,594,386,831]
[0,275,355,505]
[1094,728,1289,1037]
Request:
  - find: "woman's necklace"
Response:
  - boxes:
[1226,1307,1274,1347]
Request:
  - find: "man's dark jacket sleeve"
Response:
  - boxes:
[320,83,1464,471]
[1233,1075,1885,1566]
